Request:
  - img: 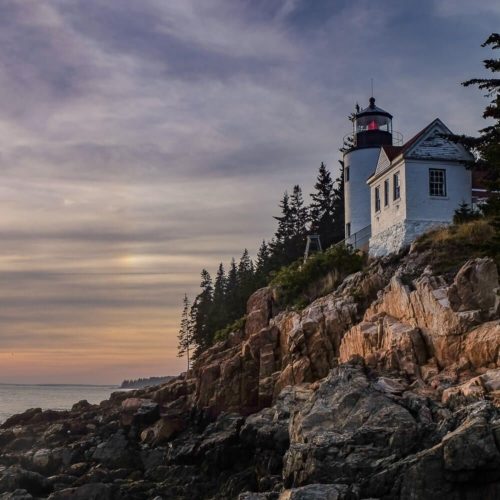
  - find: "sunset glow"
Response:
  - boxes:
[0,0,498,384]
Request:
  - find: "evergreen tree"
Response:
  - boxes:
[447,33,500,215]
[309,162,337,248]
[331,161,345,243]
[255,240,272,287]
[225,258,240,323]
[289,184,309,261]
[191,269,214,355]
[237,249,255,313]
[177,294,194,371]
[212,263,227,332]
[269,191,294,268]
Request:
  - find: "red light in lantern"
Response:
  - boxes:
[367,120,378,130]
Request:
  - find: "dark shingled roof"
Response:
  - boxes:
[381,145,402,161]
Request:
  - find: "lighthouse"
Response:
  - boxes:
[343,97,395,243]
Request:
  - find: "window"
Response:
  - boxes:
[345,166,350,182]
[375,186,381,212]
[429,168,446,197]
[393,172,400,200]
[384,179,389,206]
[346,222,351,237]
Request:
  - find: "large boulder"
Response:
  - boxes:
[462,321,500,369]
[448,258,499,314]
[283,365,417,488]
[339,315,427,377]
[245,287,274,338]
[91,432,138,469]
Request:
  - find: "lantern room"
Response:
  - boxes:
[353,97,393,148]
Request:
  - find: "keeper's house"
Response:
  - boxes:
[343,97,476,257]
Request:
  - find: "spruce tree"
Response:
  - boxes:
[225,258,240,323]
[191,269,214,355]
[237,249,255,314]
[331,161,345,243]
[309,162,337,249]
[289,185,309,261]
[255,240,272,287]
[270,191,294,268]
[177,294,194,371]
[212,263,227,332]
[447,33,500,215]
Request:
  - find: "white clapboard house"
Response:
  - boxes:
[343,97,475,256]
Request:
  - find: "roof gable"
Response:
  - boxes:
[403,118,472,162]
[373,147,392,177]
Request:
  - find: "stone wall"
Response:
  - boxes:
[369,219,448,257]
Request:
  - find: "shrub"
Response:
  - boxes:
[271,244,364,307]
[453,202,481,225]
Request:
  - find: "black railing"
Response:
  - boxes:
[335,225,371,251]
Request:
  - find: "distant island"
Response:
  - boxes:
[119,376,175,389]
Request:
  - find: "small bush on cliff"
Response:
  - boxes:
[271,244,364,307]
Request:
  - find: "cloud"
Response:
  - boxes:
[0,0,497,383]
[433,0,500,17]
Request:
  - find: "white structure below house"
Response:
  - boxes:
[343,99,474,257]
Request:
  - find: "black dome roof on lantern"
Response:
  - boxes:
[356,97,393,119]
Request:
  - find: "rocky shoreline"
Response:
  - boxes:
[1,249,500,499]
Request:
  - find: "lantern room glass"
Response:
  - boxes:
[355,114,392,134]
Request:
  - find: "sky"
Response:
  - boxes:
[0,0,498,384]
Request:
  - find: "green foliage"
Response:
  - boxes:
[447,33,500,216]
[453,202,481,224]
[271,244,364,307]
[177,294,194,370]
[309,162,345,248]
[213,316,246,343]
[182,163,346,355]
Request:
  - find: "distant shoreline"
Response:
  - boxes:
[0,383,118,388]
[119,376,175,389]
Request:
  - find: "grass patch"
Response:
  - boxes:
[412,218,499,274]
[270,244,365,308]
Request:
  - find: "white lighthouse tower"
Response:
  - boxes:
[343,97,396,245]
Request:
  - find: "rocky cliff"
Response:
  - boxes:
[1,248,500,499]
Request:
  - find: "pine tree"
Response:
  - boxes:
[447,33,500,215]
[270,191,294,268]
[191,269,214,355]
[237,249,255,314]
[212,263,227,332]
[177,294,194,371]
[309,162,345,248]
[225,258,240,324]
[255,240,272,287]
[309,162,337,249]
[331,161,345,243]
[289,185,309,261]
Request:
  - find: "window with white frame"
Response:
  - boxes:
[375,186,381,212]
[429,168,446,197]
[393,172,400,200]
[346,222,351,237]
[345,166,350,182]
[384,179,389,206]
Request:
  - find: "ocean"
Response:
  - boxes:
[0,384,120,424]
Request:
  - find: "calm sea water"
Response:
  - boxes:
[0,384,119,423]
